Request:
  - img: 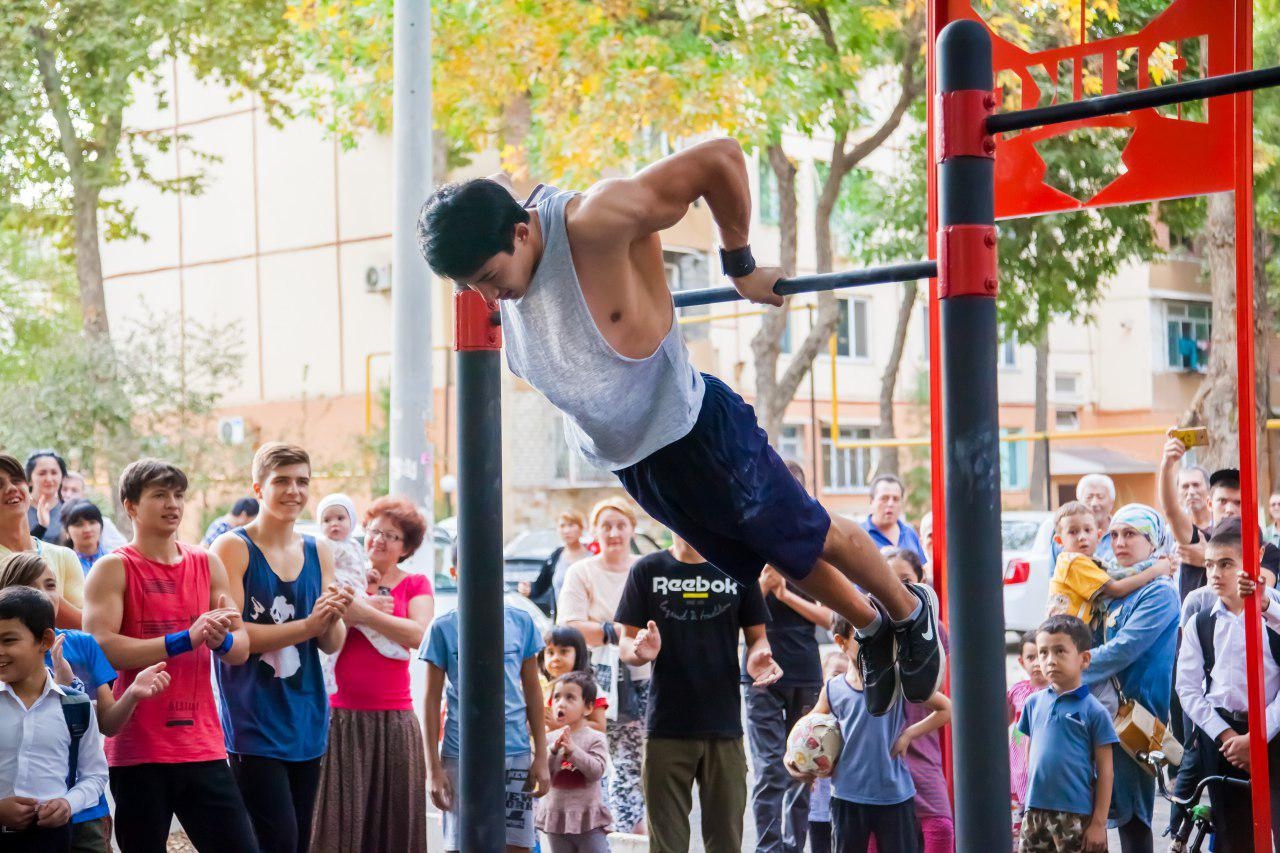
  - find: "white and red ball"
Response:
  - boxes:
[786,712,843,778]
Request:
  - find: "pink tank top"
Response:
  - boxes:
[330,572,433,712]
[105,544,227,766]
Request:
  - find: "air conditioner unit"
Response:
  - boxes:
[218,416,246,446]
[365,264,392,293]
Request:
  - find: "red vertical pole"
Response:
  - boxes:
[926,0,953,795]
[1233,1,1270,849]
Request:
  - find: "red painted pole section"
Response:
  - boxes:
[925,0,953,796]
[454,290,501,352]
[1232,1,1270,848]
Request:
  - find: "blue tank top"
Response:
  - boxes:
[827,675,915,806]
[215,529,328,761]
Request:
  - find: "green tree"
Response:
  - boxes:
[0,1,301,339]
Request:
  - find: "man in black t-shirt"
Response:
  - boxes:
[616,536,777,853]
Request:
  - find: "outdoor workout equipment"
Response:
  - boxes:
[450,1,1280,848]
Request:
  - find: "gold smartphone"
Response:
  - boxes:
[1170,426,1209,448]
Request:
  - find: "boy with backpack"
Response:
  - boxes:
[0,586,108,852]
[1175,517,1280,852]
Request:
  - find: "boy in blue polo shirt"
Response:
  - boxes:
[1019,614,1118,853]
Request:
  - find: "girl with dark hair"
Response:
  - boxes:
[61,500,107,574]
[539,624,607,733]
[26,450,68,544]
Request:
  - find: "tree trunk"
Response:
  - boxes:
[874,281,918,476]
[752,145,799,441]
[1029,333,1050,509]
[72,185,110,339]
[1184,193,1269,478]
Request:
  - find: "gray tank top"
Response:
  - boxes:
[499,187,705,470]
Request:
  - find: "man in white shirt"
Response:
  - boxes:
[0,586,108,852]
[1175,518,1280,852]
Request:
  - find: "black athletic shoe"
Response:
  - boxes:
[856,600,900,717]
[895,583,946,703]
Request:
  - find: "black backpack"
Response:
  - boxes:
[1193,609,1280,692]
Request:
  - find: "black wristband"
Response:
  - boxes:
[720,244,756,278]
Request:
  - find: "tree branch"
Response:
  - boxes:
[30,32,83,182]
[839,21,924,172]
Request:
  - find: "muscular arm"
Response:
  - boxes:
[83,555,168,670]
[314,540,347,655]
[211,534,324,655]
[1158,437,1195,545]
[207,552,250,665]
[577,137,751,247]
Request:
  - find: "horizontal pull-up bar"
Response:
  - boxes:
[673,259,937,309]
[987,64,1280,134]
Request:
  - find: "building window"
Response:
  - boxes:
[821,425,875,493]
[1165,300,1210,371]
[553,417,613,485]
[836,298,870,359]
[999,429,1029,490]
[779,425,803,462]
[663,249,708,341]
[1053,372,1080,401]
[999,337,1017,368]
[1055,409,1080,431]
[759,157,780,227]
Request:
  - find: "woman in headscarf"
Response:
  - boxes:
[1081,503,1181,853]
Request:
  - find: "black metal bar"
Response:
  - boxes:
[673,259,936,309]
[938,20,1012,853]
[456,322,506,852]
[988,63,1280,134]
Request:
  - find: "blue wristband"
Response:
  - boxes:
[213,633,234,656]
[164,631,193,657]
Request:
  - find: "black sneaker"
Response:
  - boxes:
[894,583,946,703]
[855,600,900,717]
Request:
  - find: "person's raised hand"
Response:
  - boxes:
[1177,541,1205,568]
[759,566,785,598]
[0,797,37,830]
[34,798,70,828]
[34,493,55,527]
[126,662,171,701]
[632,621,662,663]
[189,609,233,648]
[552,726,572,757]
[49,634,73,686]
[747,646,784,687]
[732,266,785,308]
[428,769,454,812]
[518,581,532,597]
[1241,573,1264,606]
[1163,431,1188,467]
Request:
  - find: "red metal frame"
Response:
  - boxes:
[454,291,502,351]
[938,225,998,298]
[937,90,998,160]
[929,1,1269,844]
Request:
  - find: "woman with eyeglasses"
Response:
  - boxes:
[310,495,435,852]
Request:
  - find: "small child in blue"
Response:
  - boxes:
[1018,614,1118,853]
[421,600,550,853]
[788,616,951,853]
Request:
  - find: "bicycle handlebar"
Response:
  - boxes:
[1142,751,1249,809]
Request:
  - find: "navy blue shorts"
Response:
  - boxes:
[615,374,831,587]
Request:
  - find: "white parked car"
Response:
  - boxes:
[1001,510,1056,635]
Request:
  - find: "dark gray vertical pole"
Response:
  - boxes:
[454,289,505,852]
[937,20,1010,853]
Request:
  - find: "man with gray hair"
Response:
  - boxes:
[1076,473,1117,562]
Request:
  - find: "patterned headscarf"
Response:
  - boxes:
[1108,503,1173,565]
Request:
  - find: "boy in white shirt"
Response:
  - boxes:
[0,586,107,852]
[1176,517,1280,852]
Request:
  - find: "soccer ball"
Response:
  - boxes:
[786,712,843,778]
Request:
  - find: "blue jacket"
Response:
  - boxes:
[1083,578,1180,827]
